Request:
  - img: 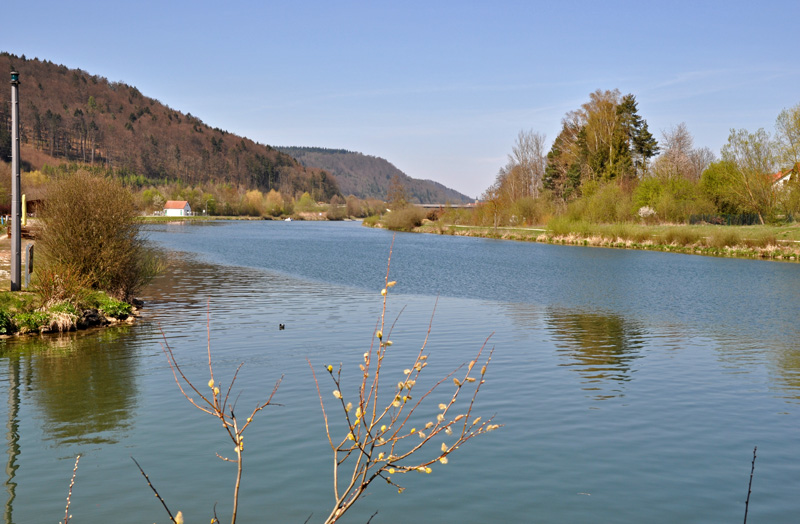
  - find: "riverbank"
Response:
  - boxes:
[138,215,263,223]
[0,235,140,336]
[409,221,800,261]
[139,214,360,223]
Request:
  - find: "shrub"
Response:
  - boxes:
[263,190,285,216]
[439,207,474,225]
[345,195,364,217]
[659,228,702,245]
[241,189,265,216]
[383,206,427,231]
[566,182,633,223]
[700,161,742,214]
[362,215,381,227]
[426,207,444,221]
[326,195,347,220]
[295,192,317,212]
[37,170,161,301]
[35,265,92,308]
[705,229,742,248]
[510,196,553,226]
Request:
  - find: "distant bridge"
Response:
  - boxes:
[417,203,478,209]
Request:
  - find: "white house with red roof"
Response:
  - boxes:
[163,200,192,216]
[773,163,799,188]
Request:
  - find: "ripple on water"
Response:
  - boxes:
[1,222,798,523]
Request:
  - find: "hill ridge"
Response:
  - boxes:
[277,146,472,204]
[0,52,339,199]
[1,52,471,206]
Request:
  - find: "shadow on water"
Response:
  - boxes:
[545,307,644,400]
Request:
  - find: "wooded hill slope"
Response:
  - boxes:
[277,147,473,204]
[0,52,339,200]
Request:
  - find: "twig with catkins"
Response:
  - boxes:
[63,454,81,524]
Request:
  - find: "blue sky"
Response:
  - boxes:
[4,0,799,198]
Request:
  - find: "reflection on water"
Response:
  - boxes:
[773,346,800,404]
[7,328,138,445]
[4,358,20,524]
[0,222,799,523]
[546,308,644,400]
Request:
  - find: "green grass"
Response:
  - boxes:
[362,215,381,227]
[418,218,800,260]
[0,291,38,315]
[547,221,800,248]
[13,311,50,334]
[0,287,135,336]
[138,215,262,223]
[85,291,133,318]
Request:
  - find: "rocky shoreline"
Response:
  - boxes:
[411,223,800,262]
[0,299,142,338]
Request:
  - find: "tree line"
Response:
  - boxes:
[0,52,340,202]
[473,90,800,227]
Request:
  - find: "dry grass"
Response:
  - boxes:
[415,220,800,261]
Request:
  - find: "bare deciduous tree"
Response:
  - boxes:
[776,103,800,167]
[509,129,547,199]
[652,123,715,181]
[721,127,776,224]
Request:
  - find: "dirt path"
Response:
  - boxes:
[0,236,10,288]
[0,235,36,291]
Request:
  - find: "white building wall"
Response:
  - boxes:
[164,204,191,216]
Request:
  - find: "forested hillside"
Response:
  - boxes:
[277,147,473,204]
[0,52,339,200]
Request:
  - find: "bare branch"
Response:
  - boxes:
[131,456,177,523]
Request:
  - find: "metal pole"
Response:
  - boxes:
[10,70,21,291]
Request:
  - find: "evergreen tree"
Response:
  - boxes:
[0,104,11,162]
[617,94,658,176]
[544,123,582,202]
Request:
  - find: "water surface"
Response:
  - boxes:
[1,220,798,523]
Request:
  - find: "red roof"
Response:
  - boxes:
[164,200,190,209]
[772,162,800,184]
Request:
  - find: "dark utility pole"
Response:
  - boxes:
[10,70,21,291]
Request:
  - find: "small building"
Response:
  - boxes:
[164,200,192,217]
[773,163,799,189]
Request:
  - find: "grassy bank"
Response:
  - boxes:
[0,289,137,336]
[0,232,138,337]
[413,221,800,261]
[138,214,360,223]
[138,215,264,223]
